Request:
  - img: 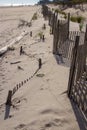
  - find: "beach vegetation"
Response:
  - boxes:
[70,16,84,23]
[52,8,54,11]
[38,31,43,38]
[55,9,65,15]
[38,0,50,4]
[55,9,67,19]
[50,27,52,34]
[18,19,32,28]
[32,13,38,20]
[52,0,86,11]
[79,22,84,31]
[8,46,15,51]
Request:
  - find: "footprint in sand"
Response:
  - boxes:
[15,124,26,130]
[0,103,5,115]
[0,88,4,92]
[12,97,27,110]
[15,117,62,130]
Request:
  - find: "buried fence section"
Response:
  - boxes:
[6,64,41,104]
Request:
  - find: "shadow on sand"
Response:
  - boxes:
[54,54,70,67]
[54,54,64,64]
[70,100,87,130]
[4,105,11,120]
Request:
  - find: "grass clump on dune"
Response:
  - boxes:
[55,9,67,19]
[55,9,66,15]
[70,16,84,23]
[32,13,38,20]
[8,46,15,51]
[38,31,43,38]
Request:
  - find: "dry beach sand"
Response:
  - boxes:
[0,5,86,130]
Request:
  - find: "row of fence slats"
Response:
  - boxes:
[42,5,87,121]
[71,72,87,118]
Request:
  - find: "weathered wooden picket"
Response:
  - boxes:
[42,4,87,121]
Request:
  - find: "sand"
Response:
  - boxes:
[0,5,86,130]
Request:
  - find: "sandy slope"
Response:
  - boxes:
[0,5,85,130]
[0,6,39,49]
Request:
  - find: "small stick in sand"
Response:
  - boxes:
[40,35,42,41]
[38,58,42,69]
[30,31,32,37]
[43,23,46,29]
[17,66,24,70]
[20,46,23,55]
[42,35,45,42]
[21,81,23,86]
[10,61,21,64]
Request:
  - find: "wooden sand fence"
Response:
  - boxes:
[42,5,87,121]
[68,29,87,121]
[42,4,71,60]
[6,58,43,106]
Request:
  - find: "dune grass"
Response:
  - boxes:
[70,16,84,23]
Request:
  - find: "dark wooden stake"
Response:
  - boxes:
[38,58,42,69]
[67,13,70,39]
[6,90,12,106]
[43,24,46,29]
[30,31,32,37]
[42,35,45,42]
[20,46,23,55]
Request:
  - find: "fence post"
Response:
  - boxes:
[42,35,45,42]
[85,24,87,41]
[52,13,55,34]
[38,58,42,69]
[53,15,59,54]
[6,90,12,106]
[20,46,23,55]
[55,19,59,54]
[67,36,80,97]
[83,24,87,71]
[53,14,55,54]
[30,31,32,37]
[48,10,51,26]
[67,13,70,39]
